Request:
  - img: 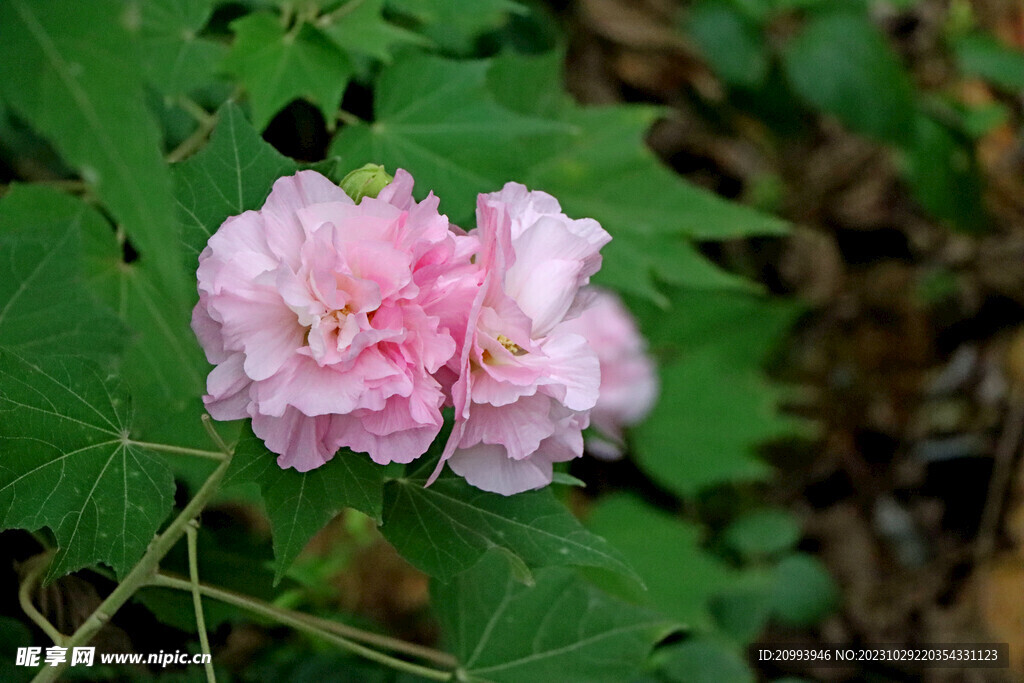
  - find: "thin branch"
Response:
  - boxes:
[150,573,457,679]
[201,414,233,455]
[31,449,235,683]
[18,552,67,647]
[177,96,216,127]
[166,109,220,163]
[126,439,227,462]
[186,523,216,683]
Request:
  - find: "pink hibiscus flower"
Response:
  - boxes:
[192,170,476,471]
[434,183,612,495]
[560,288,658,459]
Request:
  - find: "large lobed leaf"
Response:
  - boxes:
[381,468,640,583]
[222,433,385,584]
[0,352,175,580]
[135,0,227,96]
[782,8,915,144]
[626,290,803,495]
[434,551,674,682]
[329,52,568,221]
[174,102,299,262]
[225,12,352,131]
[0,186,125,361]
[587,495,736,631]
[0,0,189,309]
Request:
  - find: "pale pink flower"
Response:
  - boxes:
[559,289,658,459]
[192,170,475,471]
[434,183,611,495]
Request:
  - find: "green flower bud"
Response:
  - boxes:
[339,163,394,202]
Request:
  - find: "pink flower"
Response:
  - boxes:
[434,183,611,495]
[559,289,658,459]
[192,170,474,471]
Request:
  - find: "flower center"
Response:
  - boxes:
[496,334,526,356]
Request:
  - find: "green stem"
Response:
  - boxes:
[150,573,455,680]
[31,451,234,683]
[201,415,231,455]
[166,111,220,163]
[186,524,216,683]
[127,440,227,462]
[18,551,67,647]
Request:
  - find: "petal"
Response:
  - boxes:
[191,294,228,364]
[252,407,336,472]
[532,331,601,411]
[262,171,352,265]
[458,394,556,461]
[203,353,251,420]
[328,413,437,465]
[209,287,305,381]
[447,443,555,495]
[251,355,374,417]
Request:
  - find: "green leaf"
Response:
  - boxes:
[782,10,915,143]
[320,0,429,62]
[526,106,786,242]
[953,32,1024,92]
[487,52,784,303]
[904,113,985,232]
[225,12,352,131]
[389,0,524,54]
[523,106,781,302]
[486,49,569,119]
[83,221,210,450]
[136,0,227,95]
[768,553,838,626]
[587,495,734,630]
[223,433,385,584]
[687,0,769,88]
[0,185,125,360]
[433,551,674,682]
[722,509,801,559]
[0,0,189,308]
[658,637,755,683]
[329,52,567,221]
[173,102,299,262]
[632,291,802,495]
[0,352,175,579]
[380,472,639,582]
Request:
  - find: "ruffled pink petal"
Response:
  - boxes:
[328,413,438,465]
[458,394,556,461]
[203,352,251,420]
[261,171,352,266]
[252,407,336,472]
[532,331,601,411]
[446,443,556,495]
[251,355,379,418]
[191,292,229,364]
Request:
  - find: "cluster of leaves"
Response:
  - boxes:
[0,0,831,680]
[684,0,1024,233]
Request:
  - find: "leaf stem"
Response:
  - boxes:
[166,109,220,163]
[201,414,232,454]
[149,573,456,679]
[336,109,364,127]
[126,439,227,461]
[18,551,68,647]
[30,450,234,683]
[186,523,216,683]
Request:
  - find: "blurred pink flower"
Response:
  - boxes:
[560,289,658,459]
[434,183,611,495]
[192,170,475,471]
